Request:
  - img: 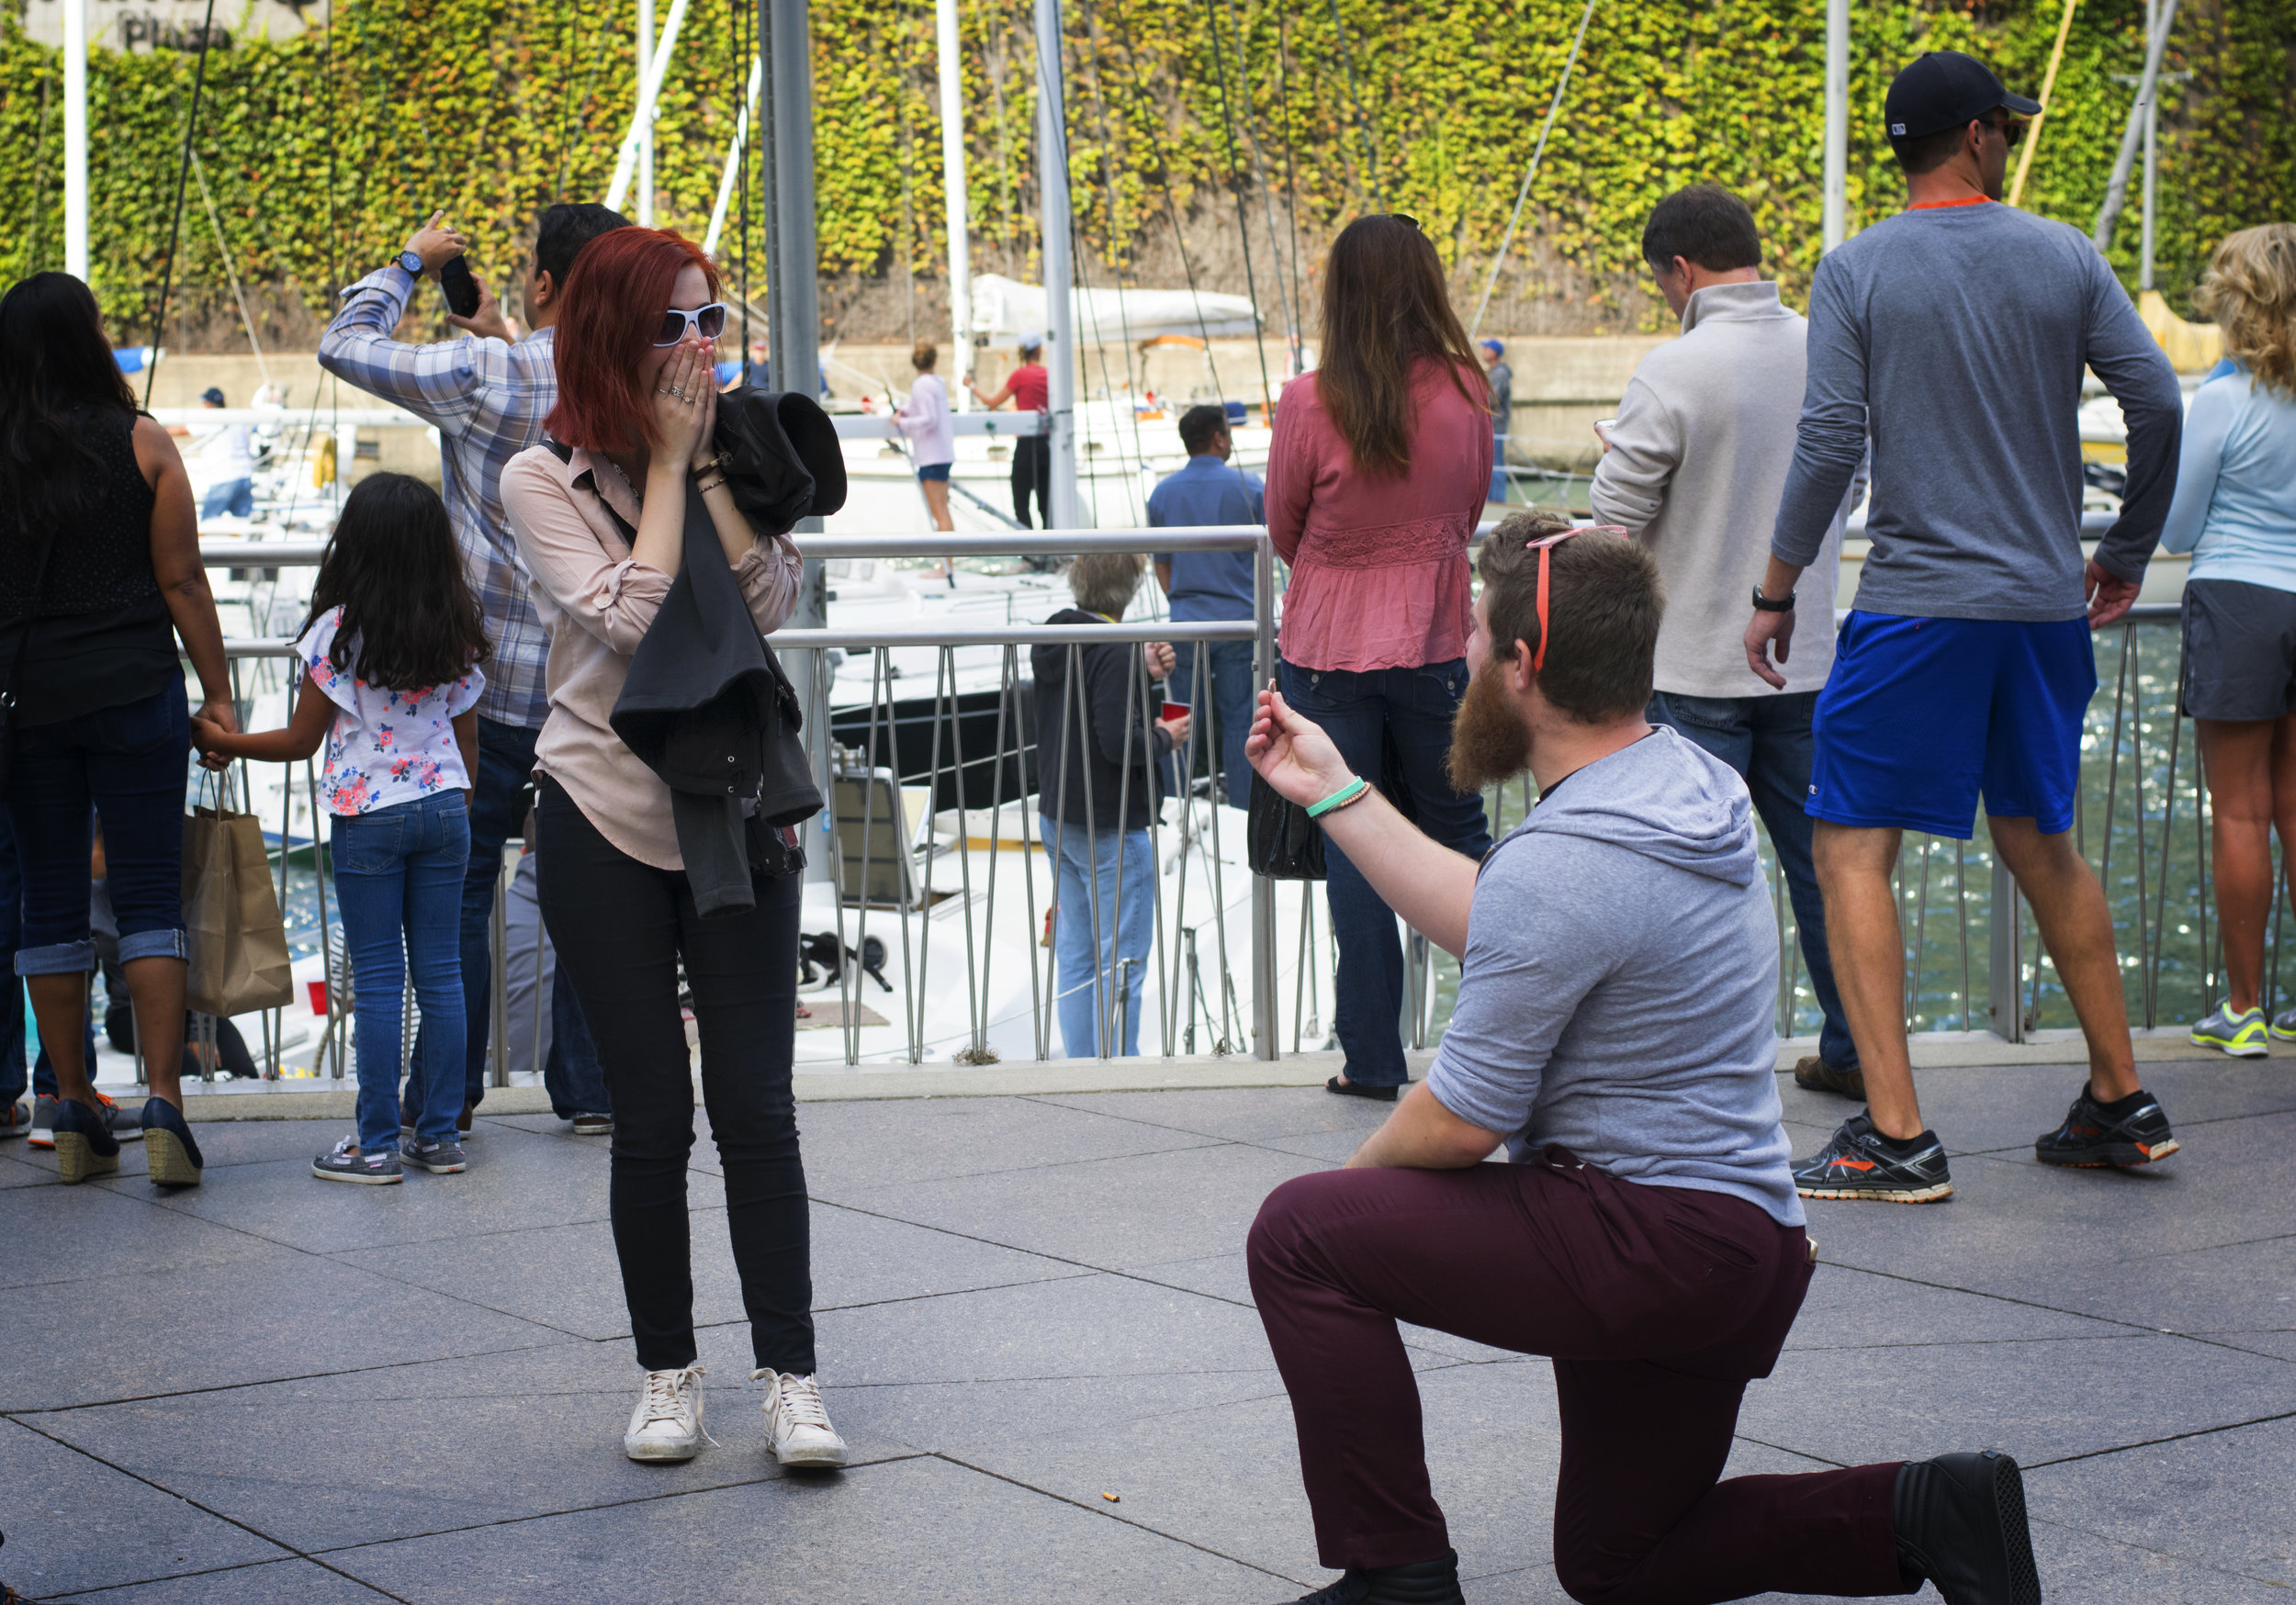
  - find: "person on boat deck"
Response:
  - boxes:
[1591,182,1863,1107]
[971,333,1052,528]
[318,201,625,1139]
[1152,403,1265,806]
[2160,225,2296,1059]
[1032,554,1189,1059]
[1750,49,2185,1204]
[1268,213,1493,1103]
[499,225,849,1473]
[1244,513,2044,1605]
[0,272,237,1190]
[1478,339,1511,502]
[894,341,957,533]
[167,387,254,521]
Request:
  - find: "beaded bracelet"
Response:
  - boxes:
[1305,775,1369,819]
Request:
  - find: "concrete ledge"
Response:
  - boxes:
[167,1027,2243,1120]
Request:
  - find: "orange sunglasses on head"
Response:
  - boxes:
[1526,524,1630,672]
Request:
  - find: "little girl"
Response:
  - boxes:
[193,473,489,1184]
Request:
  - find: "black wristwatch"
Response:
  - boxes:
[395,249,426,277]
[1750,584,1795,613]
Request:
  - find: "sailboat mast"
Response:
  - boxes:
[64,0,87,277]
[937,0,973,405]
[1821,0,1846,251]
[1033,0,1079,527]
[638,0,656,224]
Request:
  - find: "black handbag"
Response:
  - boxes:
[0,529,57,804]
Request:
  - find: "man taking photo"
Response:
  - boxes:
[1750,51,2185,1203]
[319,202,628,1137]
[1244,514,2039,1605]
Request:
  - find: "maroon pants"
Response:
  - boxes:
[1246,1150,1913,1604]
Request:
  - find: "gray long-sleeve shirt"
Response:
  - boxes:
[1771,200,2182,621]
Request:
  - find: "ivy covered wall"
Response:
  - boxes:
[0,0,2289,344]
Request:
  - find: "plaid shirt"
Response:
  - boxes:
[318,264,557,729]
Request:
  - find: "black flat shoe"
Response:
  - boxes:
[1285,1551,1463,1604]
[1896,1450,2040,1605]
[1326,1075,1401,1103]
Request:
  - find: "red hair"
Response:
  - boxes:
[545,227,722,453]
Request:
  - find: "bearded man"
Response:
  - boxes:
[1243,513,2039,1605]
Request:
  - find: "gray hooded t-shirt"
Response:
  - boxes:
[1425,726,1802,1227]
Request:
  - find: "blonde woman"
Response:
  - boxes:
[894,341,955,533]
[2167,224,2296,1056]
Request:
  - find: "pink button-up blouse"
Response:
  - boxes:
[1266,359,1493,672]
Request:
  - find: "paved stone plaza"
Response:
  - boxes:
[1,1055,2291,1602]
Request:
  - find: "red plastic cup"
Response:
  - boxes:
[1159,701,1189,724]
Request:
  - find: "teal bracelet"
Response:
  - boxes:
[1306,776,1369,819]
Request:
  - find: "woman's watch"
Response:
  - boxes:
[1750,584,1795,613]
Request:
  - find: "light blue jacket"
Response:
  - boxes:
[2160,362,2296,593]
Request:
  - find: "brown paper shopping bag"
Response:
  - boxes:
[182,792,295,1018]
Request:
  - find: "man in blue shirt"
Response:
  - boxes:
[1152,404,1265,804]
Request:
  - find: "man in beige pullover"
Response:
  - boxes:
[1592,184,1863,1095]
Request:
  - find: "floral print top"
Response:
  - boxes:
[295,606,486,816]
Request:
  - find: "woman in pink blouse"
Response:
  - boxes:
[1269,214,1494,1100]
[500,228,846,1473]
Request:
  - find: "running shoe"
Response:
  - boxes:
[570,1112,613,1136]
[1282,1552,1465,1604]
[2271,1012,2296,1043]
[756,1370,849,1467]
[1793,1114,1953,1203]
[27,1095,57,1150]
[0,1099,28,1139]
[2190,1004,2269,1059]
[141,1097,203,1186]
[30,1090,141,1148]
[1793,1055,1867,1100]
[51,1097,121,1185]
[1895,1450,2041,1605]
[2033,1083,2178,1169]
[312,1136,402,1184]
[625,1365,707,1462]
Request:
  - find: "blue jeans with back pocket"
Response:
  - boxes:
[331,792,471,1152]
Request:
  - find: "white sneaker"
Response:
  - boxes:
[624,1365,706,1462]
[755,1369,848,1466]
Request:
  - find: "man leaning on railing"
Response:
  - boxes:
[317,202,625,1137]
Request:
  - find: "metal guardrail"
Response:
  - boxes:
[204,529,2213,1076]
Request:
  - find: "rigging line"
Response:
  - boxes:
[1075,0,1155,478]
[1213,0,1299,353]
[1323,0,1379,208]
[1273,2,1305,372]
[1198,0,1278,411]
[1467,0,1596,340]
[144,0,221,407]
[1103,5,1223,396]
[191,150,270,384]
[736,0,751,377]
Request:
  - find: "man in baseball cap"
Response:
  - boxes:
[1747,46,2184,1209]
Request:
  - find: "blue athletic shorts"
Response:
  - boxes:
[916,461,951,483]
[1807,612,2096,840]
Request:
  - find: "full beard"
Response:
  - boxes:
[1445,658,1532,794]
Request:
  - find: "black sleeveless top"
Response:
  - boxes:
[0,405,178,725]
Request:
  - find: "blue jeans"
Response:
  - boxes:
[1649,690,1858,1071]
[332,793,470,1152]
[403,716,606,1118]
[1278,659,1491,1085]
[7,683,191,976]
[1490,429,1508,502]
[1172,637,1256,807]
[201,477,254,519]
[1043,818,1154,1058]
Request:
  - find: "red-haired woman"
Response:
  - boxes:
[500,228,846,1470]
[1269,215,1494,1101]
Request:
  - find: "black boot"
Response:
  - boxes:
[1896,1451,2042,1605]
[1286,1550,1464,1605]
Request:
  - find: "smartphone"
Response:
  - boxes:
[439,254,481,319]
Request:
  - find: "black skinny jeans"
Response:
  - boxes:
[535,779,816,1375]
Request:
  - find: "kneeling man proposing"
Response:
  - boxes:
[1245,513,2040,1605]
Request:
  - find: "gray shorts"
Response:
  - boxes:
[2181,578,2296,721]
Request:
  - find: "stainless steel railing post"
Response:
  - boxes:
[1251,532,1278,1061]
[1987,855,2024,1042]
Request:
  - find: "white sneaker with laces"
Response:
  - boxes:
[624,1365,707,1462]
[755,1369,848,1466]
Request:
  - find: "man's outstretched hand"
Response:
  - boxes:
[1245,683,1351,807]
[2086,559,2140,630]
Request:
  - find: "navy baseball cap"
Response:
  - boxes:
[200,386,226,405]
[1885,51,2039,141]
